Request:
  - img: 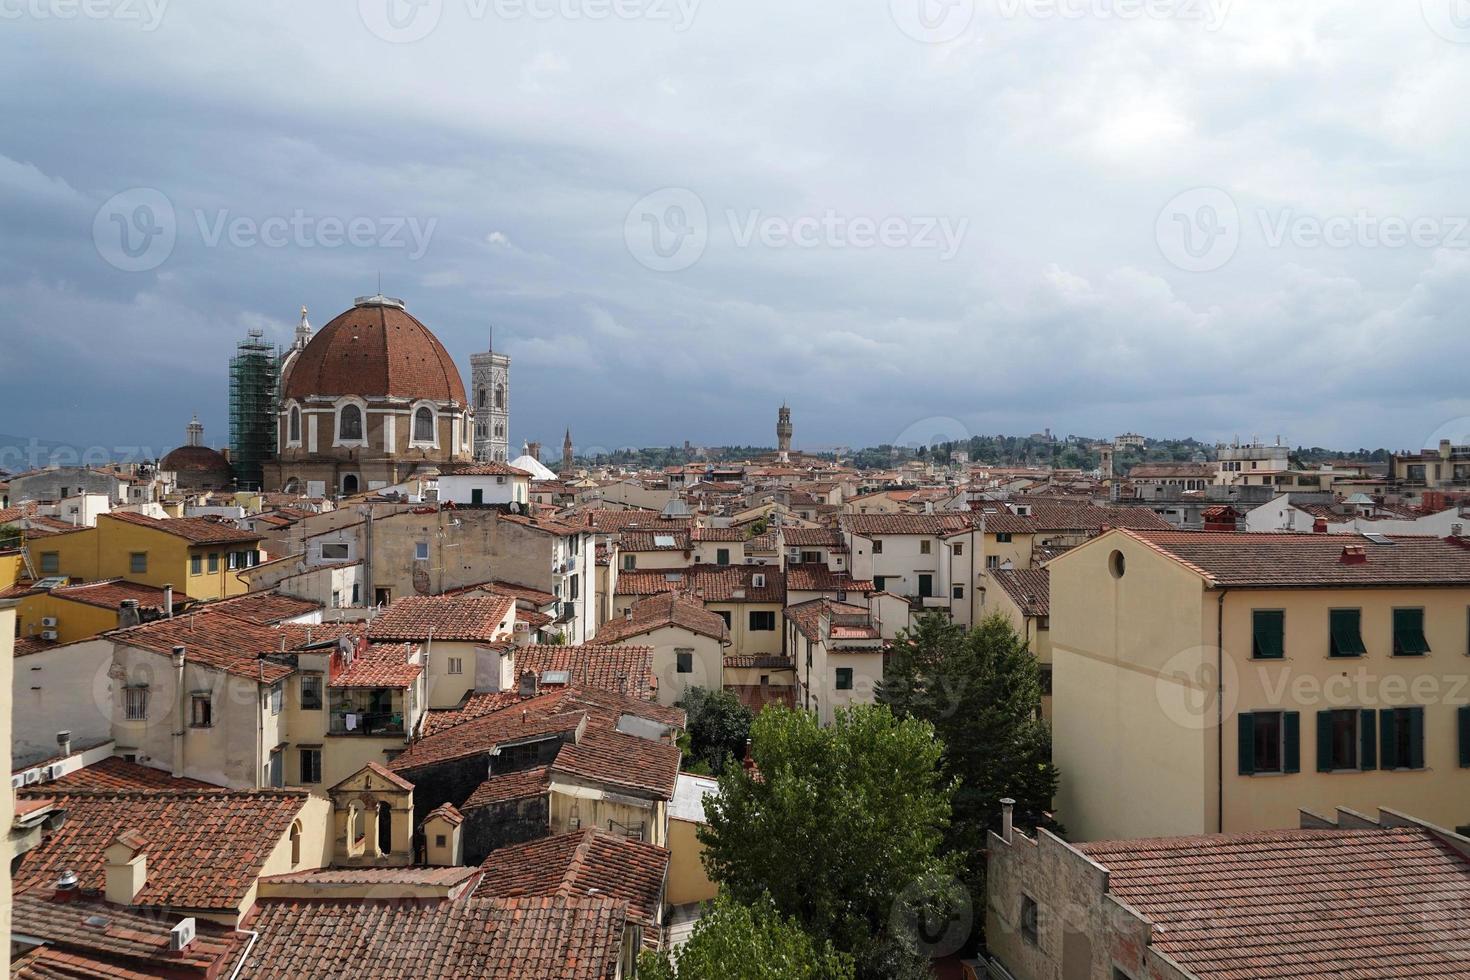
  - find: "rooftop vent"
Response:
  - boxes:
[1340,545,1368,565]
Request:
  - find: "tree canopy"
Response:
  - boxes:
[676,687,753,775]
[637,894,854,980]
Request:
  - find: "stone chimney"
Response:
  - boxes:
[162,584,174,618]
[117,599,141,629]
[104,831,149,905]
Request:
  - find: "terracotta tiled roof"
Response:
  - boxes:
[516,645,658,700]
[551,726,680,799]
[13,790,309,912]
[971,510,1038,535]
[593,594,729,646]
[462,766,553,810]
[423,802,464,827]
[11,889,249,976]
[497,513,588,537]
[780,527,846,548]
[475,829,669,933]
[619,529,691,552]
[690,526,750,542]
[262,865,476,888]
[109,613,296,683]
[101,511,263,545]
[367,594,515,644]
[420,684,683,741]
[1076,826,1470,979]
[201,591,321,624]
[783,598,875,644]
[1122,528,1470,587]
[441,461,531,477]
[332,761,415,793]
[282,301,467,404]
[44,757,221,792]
[989,568,1049,616]
[389,708,588,775]
[615,565,785,603]
[784,564,873,595]
[45,579,193,611]
[578,510,692,532]
[723,654,795,669]
[328,642,422,688]
[842,513,977,536]
[239,896,626,979]
[1022,500,1172,533]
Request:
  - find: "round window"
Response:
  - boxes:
[1109,549,1126,579]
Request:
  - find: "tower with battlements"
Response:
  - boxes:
[777,404,793,460]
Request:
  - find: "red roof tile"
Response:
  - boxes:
[367,594,515,644]
[593,594,729,646]
[44,757,221,792]
[328,642,422,688]
[101,511,263,545]
[13,790,309,912]
[989,568,1049,616]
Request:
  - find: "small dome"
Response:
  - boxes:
[161,445,233,488]
[283,296,467,405]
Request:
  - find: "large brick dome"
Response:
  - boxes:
[283,296,466,404]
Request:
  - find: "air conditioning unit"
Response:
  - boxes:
[41,630,58,641]
[169,918,197,951]
[10,775,23,790]
[41,617,58,628]
[513,621,530,633]
[41,765,58,781]
[23,770,40,785]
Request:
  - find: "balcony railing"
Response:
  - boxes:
[328,710,405,737]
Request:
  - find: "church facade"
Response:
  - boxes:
[262,295,475,496]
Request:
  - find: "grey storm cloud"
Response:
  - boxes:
[2,0,1470,462]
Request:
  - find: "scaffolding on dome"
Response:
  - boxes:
[229,329,280,490]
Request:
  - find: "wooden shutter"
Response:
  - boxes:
[1329,609,1365,657]
[1316,711,1333,772]
[1238,713,1255,775]
[1459,706,1470,769]
[1393,608,1430,655]
[1283,712,1300,774]
[1358,709,1376,771]
[1253,610,1285,659]
[1378,708,1397,770]
[1408,706,1426,770]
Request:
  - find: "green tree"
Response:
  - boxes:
[637,895,854,980]
[878,613,1059,946]
[677,687,753,774]
[699,705,956,979]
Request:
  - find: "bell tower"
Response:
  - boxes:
[777,404,793,461]
[470,334,510,462]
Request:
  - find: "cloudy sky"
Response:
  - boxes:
[4,0,1470,465]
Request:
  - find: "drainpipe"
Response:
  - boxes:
[1216,587,1227,834]
[171,645,186,778]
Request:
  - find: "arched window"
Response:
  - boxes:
[377,801,393,855]
[289,820,302,865]
[478,387,486,408]
[495,384,505,409]
[348,803,365,853]
[289,406,301,443]
[342,474,359,495]
[339,404,363,441]
[413,407,434,443]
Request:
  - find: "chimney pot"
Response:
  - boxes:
[1001,797,1016,843]
[56,730,72,757]
[161,584,174,618]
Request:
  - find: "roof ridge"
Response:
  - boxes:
[559,829,599,898]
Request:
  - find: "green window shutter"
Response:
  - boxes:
[1393,608,1430,655]
[1378,709,1397,770]
[1359,710,1377,770]
[1409,707,1426,770]
[1253,610,1285,659]
[1237,713,1255,775]
[1459,707,1470,768]
[1316,711,1333,772]
[1329,609,1365,657]
[1283,712,1300,774]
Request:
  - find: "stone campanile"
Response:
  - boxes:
[471,341,510,462]
[777,403,793,460]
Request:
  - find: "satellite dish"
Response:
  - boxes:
[509,501,520,513]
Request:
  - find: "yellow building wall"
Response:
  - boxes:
[1222,585,1470,834]
[549,783,667,847]
[984,532,1035,570]
[230,795,332,926]
[1050,532,1214,842]
[15,593,121,643]
[29,518,255,601]
[1,602,16,975]
[0,552,24,591]
[666,817,716,906]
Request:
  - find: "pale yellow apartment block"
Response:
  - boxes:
[1052,528,1470,842]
